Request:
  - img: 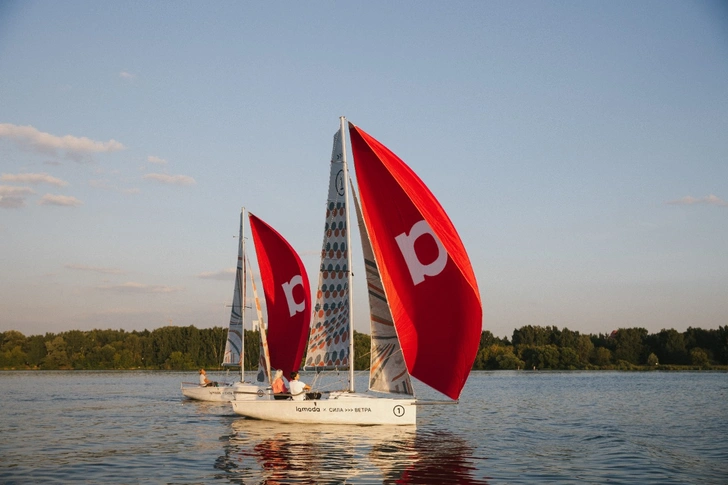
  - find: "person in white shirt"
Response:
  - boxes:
[288,371,311,401]
[199,369,216,387]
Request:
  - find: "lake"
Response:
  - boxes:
[1,370,726,484]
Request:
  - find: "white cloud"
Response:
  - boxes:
[0,186,35,209]
[0,195,25,209]
[96,282,183,293]
[667,194,728,207]
[197,268,236,280]
[0,185,35,196]
[120,71,136,80]
[1,172,68,187]
[0,123,125,158]
[148,155,167,165]
[38,194,83,207]
[65,263,125,274]
[143,173,196,186]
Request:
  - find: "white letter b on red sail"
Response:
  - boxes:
[282,275,305,317]
[395,220,447,285]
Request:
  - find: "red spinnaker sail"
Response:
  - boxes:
[349,123,482,400]
[248,213,311,379]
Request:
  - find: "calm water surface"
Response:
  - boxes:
[1,371,726,484]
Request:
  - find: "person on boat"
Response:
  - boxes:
[288,371,311,401]
[272,369,289,400]
[199,369,217,387]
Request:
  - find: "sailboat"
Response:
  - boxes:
[181,210,310,402]
[230,118,482,425]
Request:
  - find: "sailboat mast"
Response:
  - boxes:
[340,116,355,393]
[239,207,246,383]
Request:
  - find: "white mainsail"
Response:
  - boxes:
[222,209,245,369]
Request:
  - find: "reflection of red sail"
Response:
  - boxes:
[248,213,311,379]
[369,428,491,484]
[392,432,490,485]
[349,123,482,401]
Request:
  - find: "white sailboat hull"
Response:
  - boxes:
[181,382,261,402]
[231,392,416,425]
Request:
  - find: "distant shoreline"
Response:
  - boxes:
[3,325,727,371]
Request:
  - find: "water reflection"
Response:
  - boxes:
[217,419,489,484]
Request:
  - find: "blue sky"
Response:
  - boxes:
[1,1,726,339]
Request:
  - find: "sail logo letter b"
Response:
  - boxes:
[394,220,447,285]
[282,275,306,317]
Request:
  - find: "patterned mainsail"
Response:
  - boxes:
[305,129,352,370]
[248,213,311,381]
[352,187,414,395]
[222,210,245,367]
[349,123,482,401]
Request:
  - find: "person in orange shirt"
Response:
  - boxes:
[272,369,289,400]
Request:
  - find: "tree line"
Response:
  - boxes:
[1,325,727,371]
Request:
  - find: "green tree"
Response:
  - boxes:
[353,331,371,371]
[0,344,27,368]
[165,351,195,370]
[2,330,26,350]
[44,336,70,369]
[646,352,659,366]
[653,328,688,365]
[243,329,261,371]
[480,330,510,348]
[496,351,524,370]
[556,327,579,349]
[520,345,560,369]
[24,335,47,367]
[592,347,612,366]
[99,344,117,368]
[1,330,28,368]
[475,344,523,370]
[575,335,595,365]
[690,348,710,368]
[717,326,728,364]
[614,328,647,364]
[559,347,580,369]
[513,325,557,347]
[114,349,139,368]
